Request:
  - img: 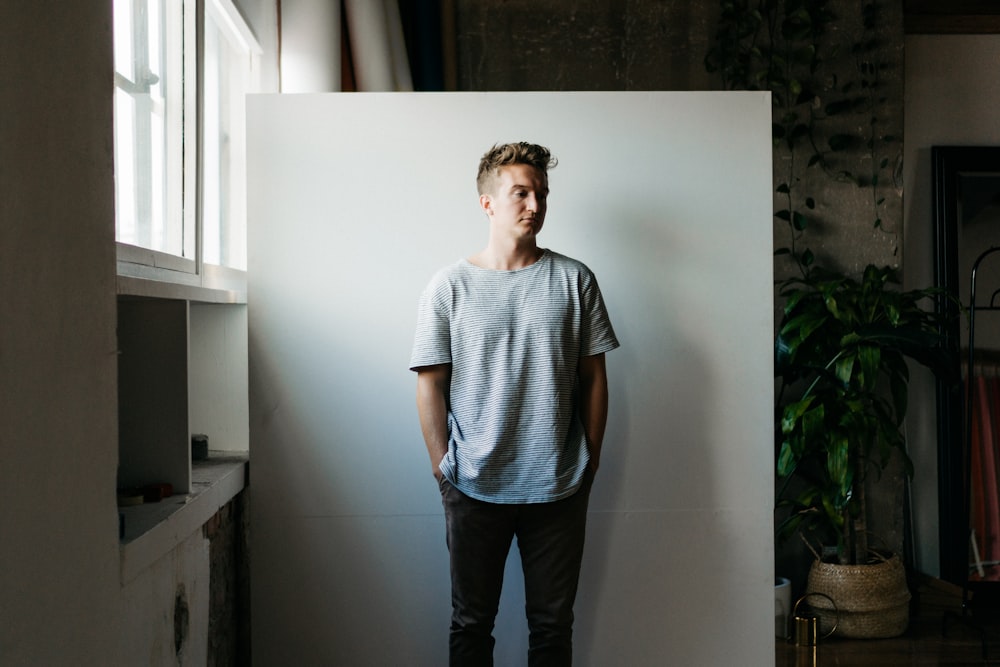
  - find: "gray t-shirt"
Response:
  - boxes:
[409,249,619,503]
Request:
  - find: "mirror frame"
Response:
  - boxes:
[932,145,1000,584]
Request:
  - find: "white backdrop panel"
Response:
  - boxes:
[248,91,773,666]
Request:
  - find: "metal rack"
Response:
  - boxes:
[945,246,1000,659]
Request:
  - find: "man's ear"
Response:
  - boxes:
[479,193,493,216]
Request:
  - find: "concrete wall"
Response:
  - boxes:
[454,0,719,91]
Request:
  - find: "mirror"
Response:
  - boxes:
[933,146,1000,586]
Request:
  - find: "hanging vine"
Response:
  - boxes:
[705,0,897,278]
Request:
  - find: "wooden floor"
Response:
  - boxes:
[776,577,1000,666]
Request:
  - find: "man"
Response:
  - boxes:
[409,142,619,666]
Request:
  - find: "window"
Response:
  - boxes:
[113,0,259,278]
[113,0,192,262]
[113,0,255,551]
[203,0,262,271]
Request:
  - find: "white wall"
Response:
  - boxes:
[903,35,1000,578]
[247,91,774,665]
[119,532,210,665]
[279,0,341,92]
[0,4,123,664]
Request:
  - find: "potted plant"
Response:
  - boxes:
[705,0,961,637]
[774,264,952,636]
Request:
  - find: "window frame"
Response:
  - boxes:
[199,0,263,272]
[114,0,193,268]
[114,0,258,299]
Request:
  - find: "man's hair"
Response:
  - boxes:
[476,142,557,195]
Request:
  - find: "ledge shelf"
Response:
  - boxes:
[119,452,248,584]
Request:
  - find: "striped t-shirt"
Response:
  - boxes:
[409,249,619,503]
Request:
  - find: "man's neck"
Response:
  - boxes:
[469,241,543,271]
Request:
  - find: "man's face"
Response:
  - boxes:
[482,164,548,240]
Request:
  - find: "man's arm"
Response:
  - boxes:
[578,353,609,473]
[415,363,451,481]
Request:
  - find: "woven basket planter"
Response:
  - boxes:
[805,554,911,638]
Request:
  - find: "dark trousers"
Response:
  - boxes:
[439,471,594,667]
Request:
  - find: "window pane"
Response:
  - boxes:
[203,21,222,266]
[113,0,134,80]
[203,0,257,271]
[150,102,166,249]
[114,88,138,245]
[112,0,188,260]
[147,0,161,95]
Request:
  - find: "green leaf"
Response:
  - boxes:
[793,211,809,231]
[778,310,825,346]
[824,293,843,320]
[822,494,845,528]
[777,440,797,477]
[776,512,805,542]
[781,397,817,435]
[857,344,880,392]
[826,434,852,500]
[802,403,826,443]
[834,353,855,385]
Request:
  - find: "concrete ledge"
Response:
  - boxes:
[120,453,248,584]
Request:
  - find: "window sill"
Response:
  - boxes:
[117,242,247,303]
[119,452,248,584]
[117,274,247,304]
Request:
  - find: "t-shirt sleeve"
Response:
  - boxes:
[409,273,453,371]
[580,270,620,357]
